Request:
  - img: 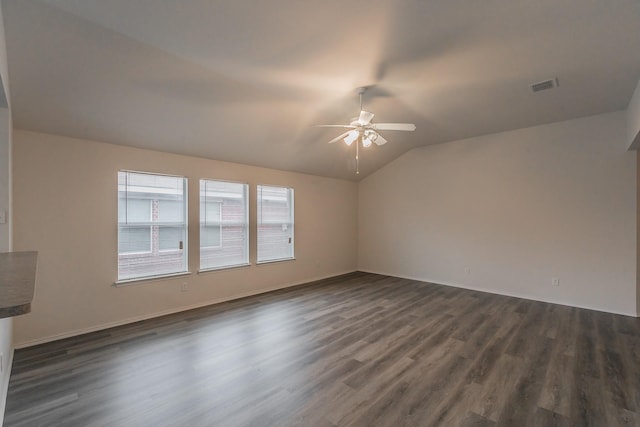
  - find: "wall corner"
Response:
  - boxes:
[628,80,640,151]
[637,151,640,317]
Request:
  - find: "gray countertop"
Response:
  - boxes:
[0,251,38,318]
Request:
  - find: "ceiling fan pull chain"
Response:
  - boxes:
[356,138,360,175]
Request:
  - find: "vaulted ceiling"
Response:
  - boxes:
[3,0,640,179]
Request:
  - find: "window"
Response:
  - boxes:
[118,171,188,282]
[200,179,249,271]
[257,185,294,263]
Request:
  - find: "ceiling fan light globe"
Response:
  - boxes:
[362,137,373,148]
[344,130,358,146]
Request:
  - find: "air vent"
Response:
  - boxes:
[530,78,559,93]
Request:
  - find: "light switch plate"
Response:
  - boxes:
[0,210,5,224]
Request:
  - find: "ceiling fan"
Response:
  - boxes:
[316,87,416,174]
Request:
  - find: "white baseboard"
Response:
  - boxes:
[15,270,357,349]
[358,268,639,318]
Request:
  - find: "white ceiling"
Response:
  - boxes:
[3,0,640,180]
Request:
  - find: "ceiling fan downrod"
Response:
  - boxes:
[357,86,366,111]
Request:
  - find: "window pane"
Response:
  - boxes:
[118,171,188,281]
[159,226,185,251]
[118,198,150,223]
[158,200,184,223]
[199,180,248,270]
[118,226,151,253]
[200,225,221,248]
[257,185,294,263]
[201,201,221,224]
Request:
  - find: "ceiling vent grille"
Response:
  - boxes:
[530,78,558,93]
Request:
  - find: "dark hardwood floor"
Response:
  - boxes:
[5,272,640,426]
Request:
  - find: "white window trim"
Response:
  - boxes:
[256,257,296,265]
[198,262,252,274]
[114,271,192,286]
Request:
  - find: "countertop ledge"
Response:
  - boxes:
[0,251,38,318]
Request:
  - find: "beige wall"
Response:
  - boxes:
[359,111,637,316]
[12,130,358,346]
[637,150,640,315]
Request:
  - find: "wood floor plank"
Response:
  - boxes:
[327,356,415,426]
[5,272,640,426]
[469,353,525,422]
[538,352,575,418]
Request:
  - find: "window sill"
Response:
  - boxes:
[256,257,296,265]
[114,271,192,287]
[198,263,251,274]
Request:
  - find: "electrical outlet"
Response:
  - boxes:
[180,283,188,292]
[465,267,471,274]
[552,277,560,287]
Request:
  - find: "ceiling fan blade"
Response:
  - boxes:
[358,110,374,125]
[315,124,357,128]
[374,133,388,146]
[373,123,416,131]
[327,131,351,144]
